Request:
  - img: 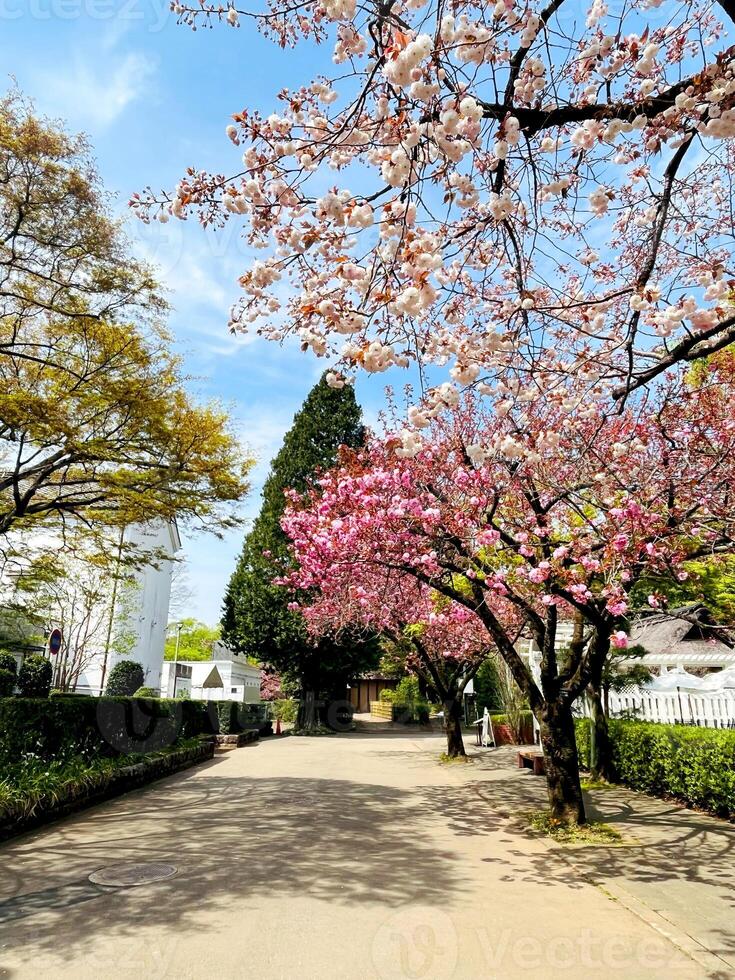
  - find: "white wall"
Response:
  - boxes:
[76,522,180,694]
[168,659,262,703]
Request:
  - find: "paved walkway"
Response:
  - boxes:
[0,731,733,979]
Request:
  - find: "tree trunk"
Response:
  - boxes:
[443,697,466,757]
[587,685,614,782]
[538,702,586,825]
[297,687,319,731]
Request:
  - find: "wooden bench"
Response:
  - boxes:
[517,750,545,776]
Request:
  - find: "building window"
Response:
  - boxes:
[231,688,237,694]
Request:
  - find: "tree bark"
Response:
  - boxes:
[297,687,319,731]
[587,685,614,782]
[442,697,466,757]
[538,702,586,825]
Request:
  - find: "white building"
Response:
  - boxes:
[160,640,261,703]
[0,521,180,695]
[76,523,181,695]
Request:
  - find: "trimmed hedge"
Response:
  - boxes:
[0,696,271,766]
[0,669,15,697]
[17,654,52,697]
[575,718,735,819]
[490,710,534,745]
[105,660,145,696]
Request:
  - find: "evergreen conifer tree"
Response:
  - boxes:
[222,375,377,729]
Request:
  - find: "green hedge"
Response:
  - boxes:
[105,660,145,696]
[575,718,735,819]
[0,669,15,697]
[0,696,270,766]
[17,654,52,697]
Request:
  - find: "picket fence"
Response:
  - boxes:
[592,688,735,729]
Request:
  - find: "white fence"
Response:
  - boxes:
[597,688,735,728]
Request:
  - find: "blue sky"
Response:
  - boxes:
[1,7,403,624]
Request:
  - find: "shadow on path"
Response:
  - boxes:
[416,746,735,966]
[0,771,466,960]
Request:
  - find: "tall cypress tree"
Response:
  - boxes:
[222,374,378,728]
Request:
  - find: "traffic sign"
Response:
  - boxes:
[48,628,62,657]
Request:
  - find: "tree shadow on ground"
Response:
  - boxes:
[0,764,467,963]
[417,745,735,965]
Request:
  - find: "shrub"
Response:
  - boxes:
[216,700,238,735]
[392,676,431,725]
[17,654,52,697]
[0,695,215,765]
[488,710,534,745]
[575,718,735,819]
[270,698,299,724]
[133,687,160,698]
[0,669,16,697]
[0,651,17,676]
[379,688,396,703]
[105,660,145,696]
[214,700,270,734]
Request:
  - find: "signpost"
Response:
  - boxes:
[48,628,62,657]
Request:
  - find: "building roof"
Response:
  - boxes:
[628,604,735,668]
[350,672,401,682]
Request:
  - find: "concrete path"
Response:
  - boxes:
[0,731,732,979]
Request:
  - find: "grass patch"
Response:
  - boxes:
[439,752,474,764]
[525,809,622,844]
[580,778,615,791]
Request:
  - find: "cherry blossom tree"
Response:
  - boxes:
[283,359,735,822]
[136,0,735,412]
[297,563,496,755]
[260,668,284,700]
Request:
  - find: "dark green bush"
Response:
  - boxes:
[216,700,237,735]
[0,695,214,765]
[575,718,735,819]
[133,687,160,698]
[105,660,145,696]
[390,676,431,724]
[0,669,16,697]
[0,694,271,767]
[17,654,52,697]
[214,700,269,734]
[0,651,17,676]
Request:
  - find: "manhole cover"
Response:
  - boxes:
[88,863,178,888]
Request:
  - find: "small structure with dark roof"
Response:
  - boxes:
[628,603,735,673]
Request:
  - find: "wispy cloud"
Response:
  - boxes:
[35,50,156,128]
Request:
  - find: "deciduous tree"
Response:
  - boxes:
[299,565,492,755]
[137,0,735,407]
[284,362,735,822]
[0,94,252,535]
